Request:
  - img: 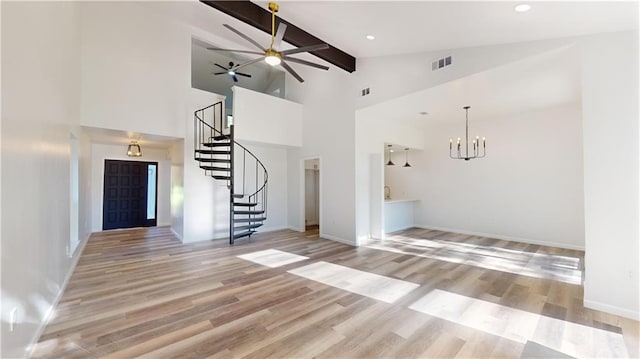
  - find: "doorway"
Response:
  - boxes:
[304,158,320,231]
[102,160,158,230]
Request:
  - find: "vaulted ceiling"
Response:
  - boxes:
[359,45,582,128]
[254,1,638,58]
[143,1,638,64]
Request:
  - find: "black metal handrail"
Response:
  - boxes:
[194,101,268,244]
[232,137,269,198]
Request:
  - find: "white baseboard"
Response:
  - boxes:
[414,224,585,251]
[170,227,183,241]
[259,226,289,233]
[320,232,356,247]
[385,223,415,234]
[27,236,90,357]
[584,299,640,321]
[287,225,303,232]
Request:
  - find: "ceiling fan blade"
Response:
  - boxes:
[214,63,228,71]
[280,43,329,56]
[223,24,266,52]
[273,22,287,50]
[281,60,304,83]
[207,48,264,55]
[236,72,252,78]
[232,75,239,83]
[234,57,264,71]
[213,72,227,75]
[282,56,329,70]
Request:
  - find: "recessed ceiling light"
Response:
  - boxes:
[366,35,375,40]
[419,111,428,115]
[514,4,531,12]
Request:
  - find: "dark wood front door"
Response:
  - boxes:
[102,160,157,230]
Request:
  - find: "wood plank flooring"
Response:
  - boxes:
[33,226,639,358]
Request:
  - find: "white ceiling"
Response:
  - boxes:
[142,1,637,61]
[361,45,581,127]
[258,1,638,58]
[82,126,182,149]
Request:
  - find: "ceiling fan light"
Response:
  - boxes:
[228,70,236,75]
[265,55,281,66]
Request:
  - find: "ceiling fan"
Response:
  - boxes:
[207,2,330,83]
[212,61,252,83]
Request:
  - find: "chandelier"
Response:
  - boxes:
[449,106,485,161]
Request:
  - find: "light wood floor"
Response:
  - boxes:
[33,227,639,358]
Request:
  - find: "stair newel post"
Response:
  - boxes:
[229,124,235,245]
[243,151,246,196]
[253,161,258,236]
[194,110,198,160]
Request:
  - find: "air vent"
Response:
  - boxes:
[432,56,452,71]
[361,87,371,96]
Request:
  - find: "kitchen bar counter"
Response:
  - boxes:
[384,199,419,233]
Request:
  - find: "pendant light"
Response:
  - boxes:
[403,148,411,167]
[386,144,395,166]
[127,140,142,157]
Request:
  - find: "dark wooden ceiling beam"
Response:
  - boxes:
[200,1,356,73]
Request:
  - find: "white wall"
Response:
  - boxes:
[354,115,425,244]
[90,144,172,232]
[185,88,289,242]
[369,153,384,240]
[79,2,190,138]
[284,65,358,245]
[169,141,185,240]
[242,142,289,233]
[580,31,639,319]
[355,37,576,110]
[233,87,303,147]
[412,104,585,249]
[183,89,229,242]
[72,128,93,253]
[1,2,90,357]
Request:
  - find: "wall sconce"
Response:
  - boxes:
[127,140,142,157]
[403,148,411,167]
[386,144,395,166]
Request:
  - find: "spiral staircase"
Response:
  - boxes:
[194,101,268,245]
